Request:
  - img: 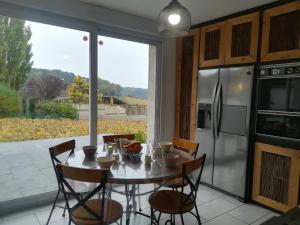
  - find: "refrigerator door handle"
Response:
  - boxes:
[211,82,218,140]
[214,82,221,138]
[216,84,223,137]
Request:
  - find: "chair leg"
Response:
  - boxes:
[180,213,185,225]
[62,193,69,217]
[138,184,142,212]
[46,190,60,225]
[150,208,154,225]
[194,204,202,225]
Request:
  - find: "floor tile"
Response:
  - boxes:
[204,214,247,225]
[197,187,224,203]
[2,213,40,225]
[250,212,280,225]
[197,197,239,220]
[228,203,271,224]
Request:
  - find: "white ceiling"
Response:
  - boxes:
[80,0,275,25]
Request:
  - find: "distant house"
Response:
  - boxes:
[101,96,147,115]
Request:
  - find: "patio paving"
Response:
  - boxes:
[0,135,104,203]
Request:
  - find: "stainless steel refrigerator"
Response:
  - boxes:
[196,66,253,199]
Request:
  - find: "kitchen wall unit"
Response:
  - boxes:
[175,29,200,140]
[225,12,260,65]
[199,12,260,67]
[199,22,225,67]
[261,1,300,62]
[252,142,300,212]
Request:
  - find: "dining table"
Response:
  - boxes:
[67,144,192,225]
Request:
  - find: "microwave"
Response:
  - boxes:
[257,62,300,141]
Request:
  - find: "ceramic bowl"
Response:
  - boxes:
[97,156,114,169]
[83,145,97,158]
[163,153,179,168]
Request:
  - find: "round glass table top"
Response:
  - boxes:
[67,144,192,184]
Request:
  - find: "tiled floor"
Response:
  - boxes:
[0,184,279,225]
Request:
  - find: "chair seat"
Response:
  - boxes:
[164,177,188,188]
[71,199,123,225]
[149,190,194,214]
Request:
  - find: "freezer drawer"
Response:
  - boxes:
[213,132,248,198]
[196,129,214,185]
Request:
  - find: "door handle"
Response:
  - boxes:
[211,82,218,140]
[216,84,223,137]
[214,83,221,139]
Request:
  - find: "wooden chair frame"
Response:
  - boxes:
[150,154,206,225]
[56,164,112,225]
[173,137,199,159]
[103,134,135,143]
[47,140,76,225]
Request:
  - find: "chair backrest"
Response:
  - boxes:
[56,164,109,223]
[49,140,75,189]
[181,154,206,205]
[173,137,199,159]
[50,139,75,158]
[103,134,135,143]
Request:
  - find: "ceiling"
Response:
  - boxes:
[80,0,275,25]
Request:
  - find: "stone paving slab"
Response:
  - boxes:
[0,135,104,203]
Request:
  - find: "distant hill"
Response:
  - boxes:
[29,68,148,99]
[122,87,148,100]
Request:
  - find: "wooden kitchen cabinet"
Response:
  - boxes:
[175,29,200,141]
[252,142,300,212]
[225,12,260,64]
[261,1,300,62]
[199,22,225,67]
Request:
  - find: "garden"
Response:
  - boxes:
[0,16,147,144]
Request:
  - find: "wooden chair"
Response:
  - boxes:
[149,154,206,225]
[56,164,123,225]
[173,137,199,158]
[47,140,92,225]
[103,134,135,143]
[163,138,199,189]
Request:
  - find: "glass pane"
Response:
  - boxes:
[97,35,156,145]
[259,78,300,112]
[0,15,90,203]
[257,114,300,139]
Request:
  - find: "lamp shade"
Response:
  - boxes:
[157,0,191,37]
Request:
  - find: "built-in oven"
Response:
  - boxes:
[256,62,300,142]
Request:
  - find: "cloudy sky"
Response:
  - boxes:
[26,21,149,88]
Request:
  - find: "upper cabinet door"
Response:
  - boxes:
[225,12,260,65]
[199,22,225,67]
[261,1,300,62]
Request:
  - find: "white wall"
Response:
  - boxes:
[160,38,177,142]
[0,0,177,142]
[0,0,158,35]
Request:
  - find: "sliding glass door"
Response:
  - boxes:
[97,34,157,144]
[0,15,90,203]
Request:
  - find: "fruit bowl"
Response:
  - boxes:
[123,141,143,155]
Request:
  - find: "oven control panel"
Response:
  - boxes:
[260,62,300,77]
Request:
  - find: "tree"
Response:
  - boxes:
[22,74,65,101]
[67,75,89,104]
[0,16,33,90]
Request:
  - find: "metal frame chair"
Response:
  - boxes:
[47,140,76,225]
[56,164,123,225]
[149,154,206,225]
[162,138,199,190]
